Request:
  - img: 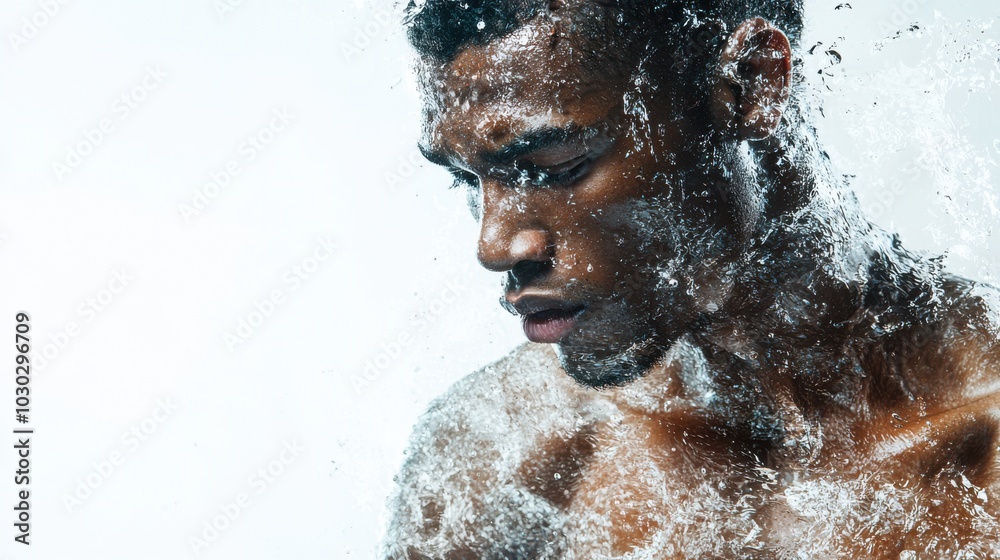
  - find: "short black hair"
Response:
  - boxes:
[405,0,804,67]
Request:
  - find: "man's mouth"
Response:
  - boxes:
[521,306,586,343]
[506,293,588,344]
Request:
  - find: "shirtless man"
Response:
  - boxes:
[382,0,1000,557]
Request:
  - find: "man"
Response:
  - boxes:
[383,0,1000,557]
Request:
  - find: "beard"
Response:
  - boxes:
[553,299,667,389]
[555,337,663,389]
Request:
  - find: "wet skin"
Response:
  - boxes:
[385,13,1000,560]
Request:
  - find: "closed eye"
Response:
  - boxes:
[447,167,479,190]
[519,154,592,187]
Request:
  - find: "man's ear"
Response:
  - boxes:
[711,18,793,141]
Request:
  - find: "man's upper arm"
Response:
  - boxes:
[380,367,524,554]
[381,398,459,559]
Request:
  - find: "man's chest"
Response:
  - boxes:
[522,417,1000,559]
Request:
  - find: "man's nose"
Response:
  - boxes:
[476,186,553,273]
[478,226,552,273]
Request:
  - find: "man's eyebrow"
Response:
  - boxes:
[418,144,452,168]
[418,144,478,184]
[417,123,595,170]
[483,124,586,165]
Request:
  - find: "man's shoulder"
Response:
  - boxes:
[894,276,1000,387]
[936,276,1000,384]
[403,342,583,460]
[382,343,586,558]
[941,275,1000,331]
[435,342,577,407]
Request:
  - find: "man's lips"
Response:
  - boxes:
[507,294,586,344]
[521,307,586,343]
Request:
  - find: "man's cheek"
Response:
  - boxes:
[611,267,654,300]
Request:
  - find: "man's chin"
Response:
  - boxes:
[554,336,662,390]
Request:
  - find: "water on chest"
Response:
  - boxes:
[527,427,999,559]
[532,467,997,558]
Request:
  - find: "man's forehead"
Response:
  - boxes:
[418,19,618,163]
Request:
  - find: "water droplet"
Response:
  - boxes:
[668,278,679,288]
[553,473,561,480]
[587,264,593,272]
[477,20,485,30]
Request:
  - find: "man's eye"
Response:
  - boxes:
[522,155,592,187]
[448,169,479,190]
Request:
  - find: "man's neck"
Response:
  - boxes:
[678,157,946,464]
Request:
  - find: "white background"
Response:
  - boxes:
[0,0,997,558]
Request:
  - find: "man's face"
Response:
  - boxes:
[418,18,740,388]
